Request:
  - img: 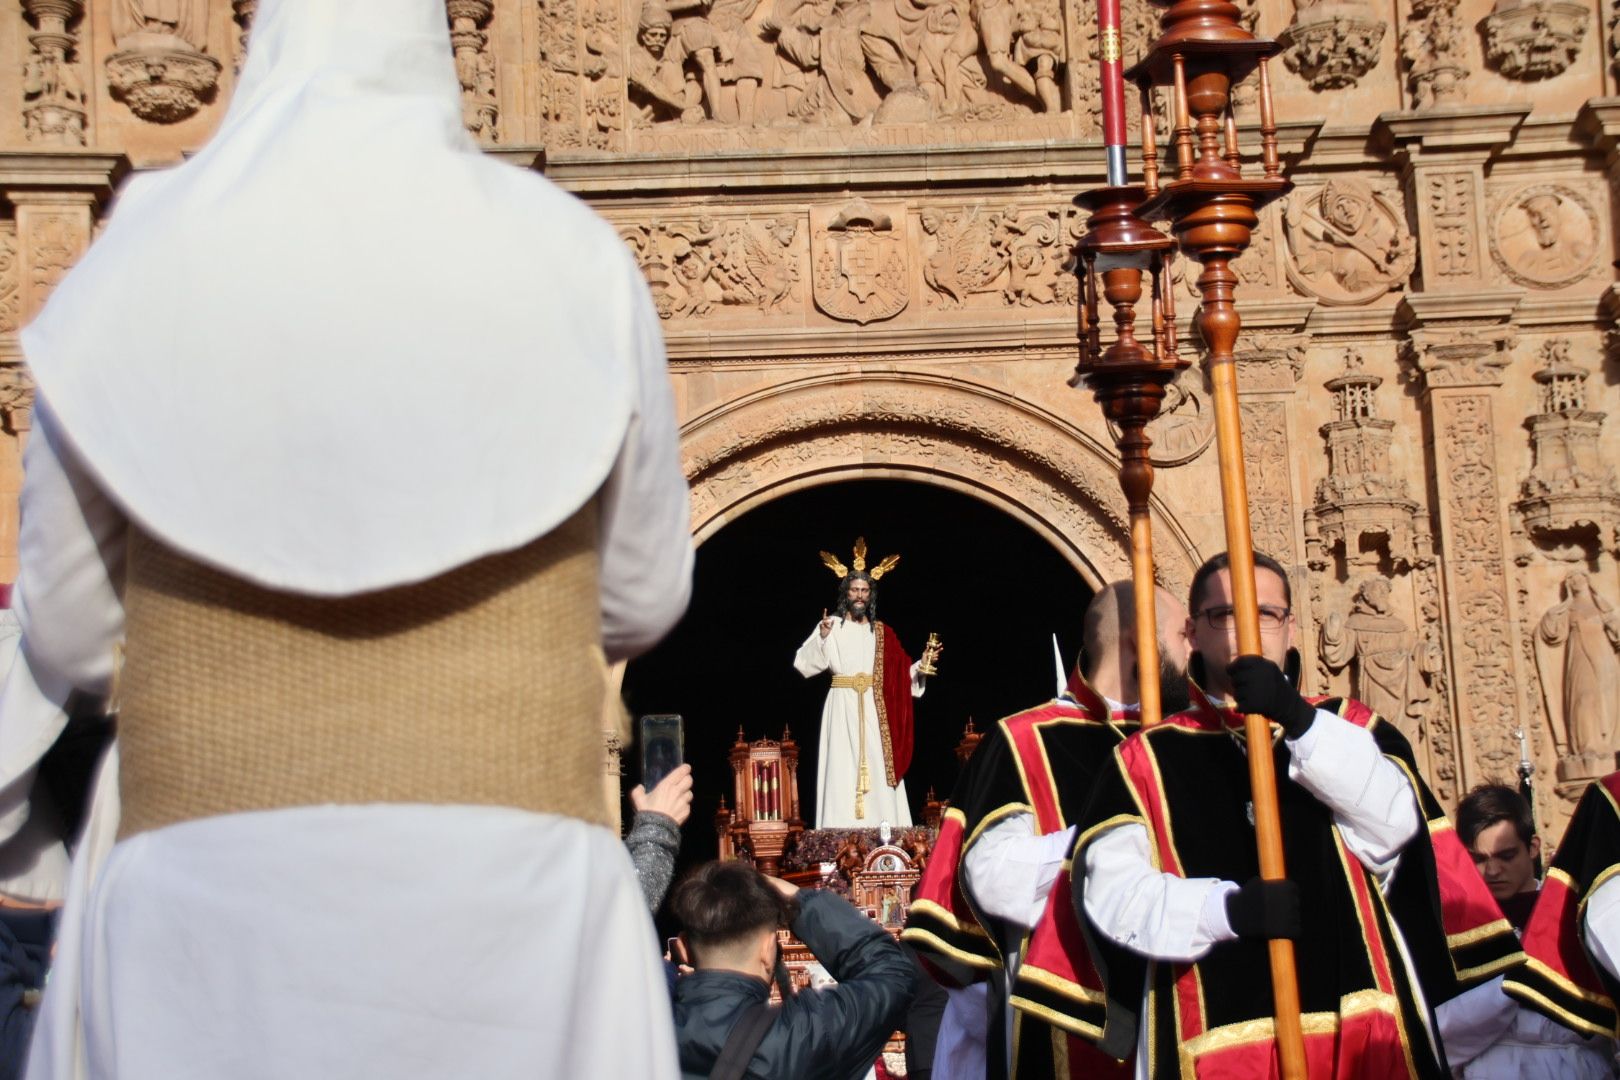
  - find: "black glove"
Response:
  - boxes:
[1224,877,1302,941]
[1226,656,1317,740]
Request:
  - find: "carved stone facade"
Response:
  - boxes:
[3,0,1620,838]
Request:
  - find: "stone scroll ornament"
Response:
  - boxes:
[106,0,223,123]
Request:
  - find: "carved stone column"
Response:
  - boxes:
[0,154,124,579]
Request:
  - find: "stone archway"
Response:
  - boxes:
[680,370,1203,596]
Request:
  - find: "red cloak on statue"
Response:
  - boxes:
[872,620,915,785]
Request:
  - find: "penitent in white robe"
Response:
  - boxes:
[795,618,925,830]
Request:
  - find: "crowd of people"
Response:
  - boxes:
[0,1,1617,1078]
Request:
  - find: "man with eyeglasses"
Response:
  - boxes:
[1071,552,1521,1078]
[904,580,1189,1079]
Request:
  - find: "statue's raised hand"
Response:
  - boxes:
[819,609,834,638]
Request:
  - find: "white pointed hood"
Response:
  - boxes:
[22,0,642,595]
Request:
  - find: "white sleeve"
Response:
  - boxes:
[1584,876,1620,983]
[909,659,926,698]
[0,402,126,850]
[794,623,832,678]
[1287,709,1420,878]
[1082,822,1239,963]
[1434,976,1515,1070]
[960,812,1074,931]
[596,280,694,663]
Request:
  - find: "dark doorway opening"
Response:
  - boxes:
[623,478,1096,887]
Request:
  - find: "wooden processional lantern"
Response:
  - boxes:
[1074,0,1302,1071]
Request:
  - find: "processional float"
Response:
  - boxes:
[1070,0,1302,1071]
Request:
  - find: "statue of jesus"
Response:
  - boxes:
[794,539,940,829]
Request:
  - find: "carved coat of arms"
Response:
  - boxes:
[812,199,909,324]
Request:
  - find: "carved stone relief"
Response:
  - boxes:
[813,200,908,324]
[1239,399,1297,566]
[917,203,1072,311]
[1321,577,1429,736]
[449,0,501,143]
[1405,325,1514,388]
[231,0,255,73]
[1491,183,1599,290]
[0,227,18,337]
[620,213,805,319]
[1306,348,1425,571]
[19,209,89,320]
[1400,0,1467,108]
[1413,561,1457,802]
[1282,177,1413,305]
[1424,171,1477,282]
[1432,391,1521,777]
[106,0,222,123]
[1279,0,1386,91]
[20,0,88,146]
[1481,0,1588,80]
[0,367,33,437]
[1611,8,1620,81]
[1514,338,1620,560]
[1535,570,1620,781]
[1105,365,1215,466]
[678,373,1205,592]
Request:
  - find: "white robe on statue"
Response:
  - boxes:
[795,617,925,829]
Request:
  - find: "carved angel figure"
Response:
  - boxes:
[1536,570,1620,759]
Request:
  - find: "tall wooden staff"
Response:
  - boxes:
[1121,1,1305,1072]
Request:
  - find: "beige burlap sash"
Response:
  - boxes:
[116,504,609,839]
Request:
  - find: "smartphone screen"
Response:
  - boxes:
[640,714,684,792]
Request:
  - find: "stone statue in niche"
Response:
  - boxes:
[1536,570,1620,779]
[628,4,708,123]
[1492,186,1598,289]
[106,0,221,123]
[1320,578,1429,732]
[1282,177,1414,306]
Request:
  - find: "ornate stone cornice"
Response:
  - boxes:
[0,151,130,208]
[1374,104,1531,160]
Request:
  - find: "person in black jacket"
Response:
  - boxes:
[669,860,916,1080]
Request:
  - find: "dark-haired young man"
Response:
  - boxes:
[670,860,916,1080]
[1073,552,1520,1078]
[1438,785,1613,1078]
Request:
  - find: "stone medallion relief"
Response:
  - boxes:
[1491,183,1600,290]
[1104,365,1215,467]
[1282,177,1414,305]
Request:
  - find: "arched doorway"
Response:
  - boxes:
[623,478,1095,873]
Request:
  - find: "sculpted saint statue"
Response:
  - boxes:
[1320,577,1427,729]
[1536,570,1620,760]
